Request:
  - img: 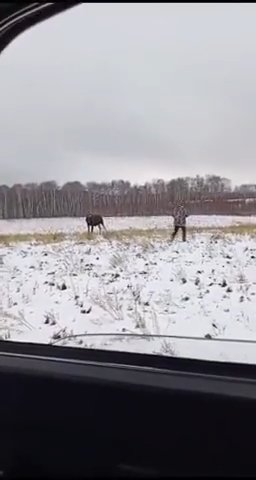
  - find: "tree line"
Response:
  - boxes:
[0,175,255,219]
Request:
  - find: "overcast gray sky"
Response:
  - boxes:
[0,3,256,186]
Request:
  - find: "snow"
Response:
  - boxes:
[0,215,256,364]
[0,214,256,235]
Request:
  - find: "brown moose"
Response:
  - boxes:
[85,214,106,234]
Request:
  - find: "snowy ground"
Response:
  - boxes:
[0,214,256,235]
[0,215,256,364]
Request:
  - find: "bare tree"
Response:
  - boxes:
[0,175,254,219]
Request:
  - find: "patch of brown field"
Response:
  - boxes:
[0,232,66,246]
[77,228,168,242]
[77,224,256,241]
[207,224,256,235]
[0,223,255,246]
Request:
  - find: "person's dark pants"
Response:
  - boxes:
[171,225,186,242]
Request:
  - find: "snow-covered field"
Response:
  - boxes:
[0,214,256,235]
[0,215,256,364]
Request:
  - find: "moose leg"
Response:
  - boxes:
[98,224,102,234]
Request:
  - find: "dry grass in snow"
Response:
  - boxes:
[0,215,255,364]
[0,214,256,236]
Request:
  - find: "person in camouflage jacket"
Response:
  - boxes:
[171,204,189,242]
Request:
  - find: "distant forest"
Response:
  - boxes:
[0,175,256,219]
